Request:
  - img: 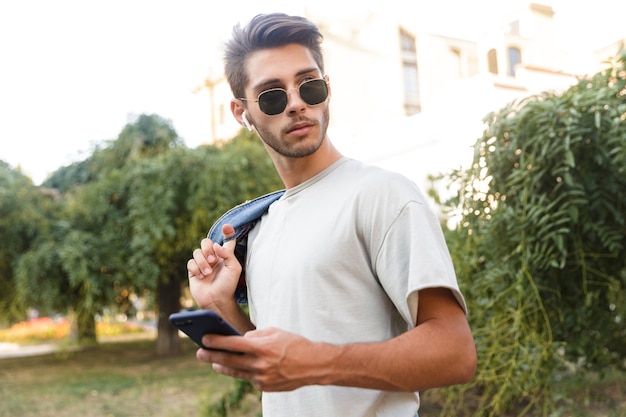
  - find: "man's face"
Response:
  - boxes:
[242,43,330,159]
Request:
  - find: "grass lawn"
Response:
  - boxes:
[1,336,624,417]
[0,337,261,417]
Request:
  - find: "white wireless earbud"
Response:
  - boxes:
[242,112,254,132]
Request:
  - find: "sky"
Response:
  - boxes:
[1,0,625,185]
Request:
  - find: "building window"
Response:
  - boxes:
[399,28,420,115]
[487,48,498,75]
[507,46,522,76]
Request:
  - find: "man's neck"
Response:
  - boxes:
[269,139,343,189]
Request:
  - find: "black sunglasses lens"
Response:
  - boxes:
[300,79,328,105]
[257,79,328,115]
[259,90,288,115]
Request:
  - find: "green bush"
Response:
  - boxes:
[200,379,261,417]
[432,49,626,416]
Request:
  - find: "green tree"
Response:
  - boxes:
[15,114,283,354]
[0,162,56,323]
[123,131,283,355]
[15,167,135,343]
[15,114,183,344]
[434,50,626,416]
[42,158,92,193]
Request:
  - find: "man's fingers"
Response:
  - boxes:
[189,237,220,278]
[190,248,212,277]
[188,225,238,280]
[218,224,237,253]
[222,224,236,241]
[200,238,217,263]
[186,258,200,277]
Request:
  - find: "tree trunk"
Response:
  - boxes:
[155,274,182,356]
[69,306,97,345]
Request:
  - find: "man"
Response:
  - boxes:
[186,13,476,417]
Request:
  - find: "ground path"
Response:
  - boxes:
[0,331,156,359]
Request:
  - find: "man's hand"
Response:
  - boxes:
[197,327,329,392]
[187,224,242,312]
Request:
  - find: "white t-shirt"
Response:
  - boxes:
[246,157,466,417]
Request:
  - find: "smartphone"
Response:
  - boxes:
[169,309,241,350]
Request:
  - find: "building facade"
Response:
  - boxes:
[203,3,624,192]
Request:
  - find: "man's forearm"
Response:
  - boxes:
[314,316,476,392]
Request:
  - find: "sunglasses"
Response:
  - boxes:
[240,78,329,116]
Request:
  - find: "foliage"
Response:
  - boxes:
[200,379,260,417]
[12,114,189,346]
[125,129,283,284]
[117,128,282,354]
[0,161,57,322]
[5,115,282,353]
[433,50,626,416]
[42,158,92,193]
[43,114,184,191]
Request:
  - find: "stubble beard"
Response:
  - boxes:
[256,108,330,158]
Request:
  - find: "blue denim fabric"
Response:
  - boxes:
[207,189,285,303]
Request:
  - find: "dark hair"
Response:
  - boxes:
[224,13,324,99]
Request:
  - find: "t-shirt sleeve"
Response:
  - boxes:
[374,200,468,327]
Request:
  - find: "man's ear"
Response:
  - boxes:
[232,101,253,131]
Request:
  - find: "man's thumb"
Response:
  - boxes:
[215,224,237,257]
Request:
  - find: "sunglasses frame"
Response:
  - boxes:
[239,77,329,116]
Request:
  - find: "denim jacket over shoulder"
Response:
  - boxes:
[207,190,285,303]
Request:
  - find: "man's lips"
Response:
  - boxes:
[286,122,314,135]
